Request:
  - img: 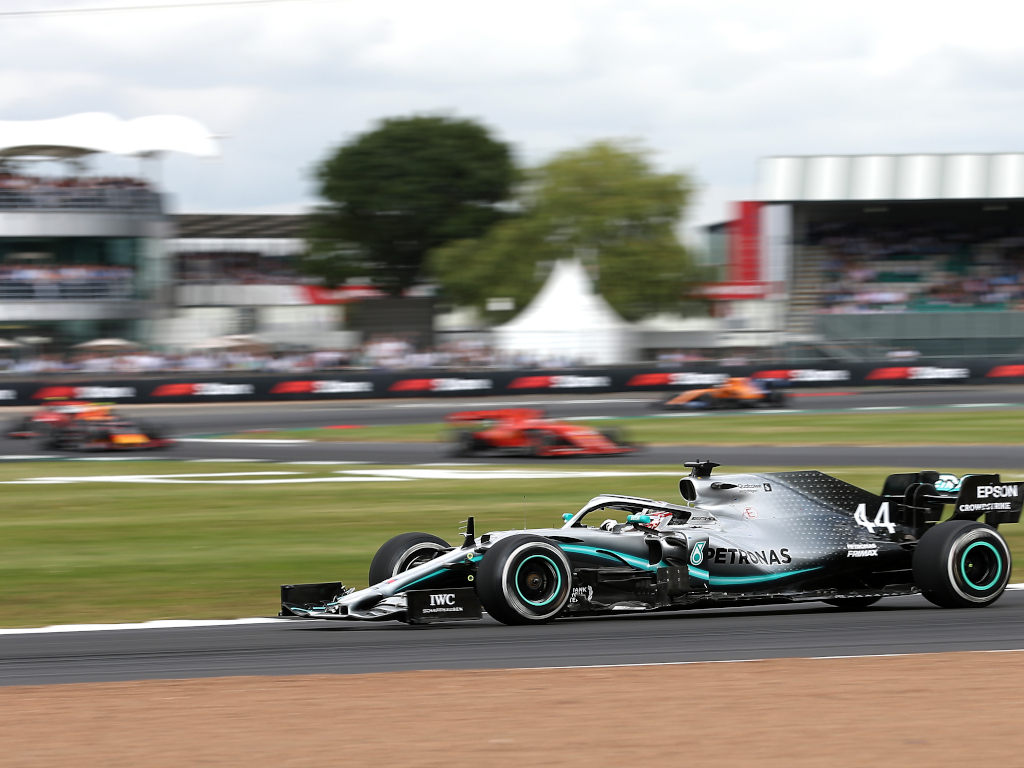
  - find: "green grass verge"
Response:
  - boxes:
[1,461,1023,627]
[226,423,444,442]
[219,408,1024,446]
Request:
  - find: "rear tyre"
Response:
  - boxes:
[695,393,716,410]
[48,428,84,451]
[140,421,166,441]
[526,431,556,458]
[766,390,787,407]
[476,535,572,625]
[599,427,626,447]
[449,430,476,457]
[913,520,1011,608]
[823,596,881,610]
[368,532,451,586]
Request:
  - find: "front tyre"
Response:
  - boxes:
[600,427,627,447]
[367,532,450,586]
[525,430,556,458]
[913,521,1011,608]
[449,429,477,458]
[477,535,572,625]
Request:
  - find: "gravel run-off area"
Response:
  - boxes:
[3,650,1020,767]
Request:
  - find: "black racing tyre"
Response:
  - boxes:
[695,393,717,409]
[599,427,626,447]
[367,532,451,586]
[526,430,556,458]
[6,418,29,438]
[448,429,476,457]
[913,520,1011,608]
[766,390,787,407]
[823,596,882,610]
[476,535,572,625]
[48,428,83,451]
[139,421,166,441]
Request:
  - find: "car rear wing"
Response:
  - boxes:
[882,472,1023,529]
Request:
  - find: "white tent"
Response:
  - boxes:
[493,259,634,365]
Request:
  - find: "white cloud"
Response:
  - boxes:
[2,0,1024,225]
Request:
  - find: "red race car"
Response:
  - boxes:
[445,408,636,458]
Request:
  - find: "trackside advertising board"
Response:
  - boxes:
[0,358,1020,406]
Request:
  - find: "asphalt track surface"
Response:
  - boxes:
[4,591,1024,686]
[4,386,1024,686]
[2,385,1023,467]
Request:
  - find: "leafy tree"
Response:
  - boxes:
[304,115,515,292]
[429,141,696,321]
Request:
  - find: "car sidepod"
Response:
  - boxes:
[684,471,916,596]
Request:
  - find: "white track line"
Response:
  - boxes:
[513,647,1024,671]
[72,456,151,461]
[187,458,269,463]
[952,403,1011,408]
[338,469,680,481]
[177,438,311,445]
[391,399,649,409]
[2,586,1023,635]
[284,461,370,465]
[0,618,289,636]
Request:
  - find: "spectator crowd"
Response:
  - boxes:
[0,335,603,374]
[0,173,158,212]
[175,251,310,284]
[0,264,134,300]
[809,221,1024,313]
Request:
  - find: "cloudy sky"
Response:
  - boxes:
[3,0,1024,227]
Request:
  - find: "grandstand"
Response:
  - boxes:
[710,154,1024,360]
[0,113,217,348]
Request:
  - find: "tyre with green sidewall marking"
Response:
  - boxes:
[368,532,451,586]
[476,535,572,625]
[913,520,1011,608]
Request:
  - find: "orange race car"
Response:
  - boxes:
[446,408,636,458]
[659,376,788,410]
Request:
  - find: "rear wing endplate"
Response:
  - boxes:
[948,475,1023,526]
[882,472,1023,528]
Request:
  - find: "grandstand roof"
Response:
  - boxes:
[0,113,218,159]
[172,214,307,239]
[759,153,1024,203]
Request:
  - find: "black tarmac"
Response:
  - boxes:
[2,385,1024,467]
[3,385,1024,686]
[3,591,1024,686]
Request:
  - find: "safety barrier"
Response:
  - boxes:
[0,357,1017,407]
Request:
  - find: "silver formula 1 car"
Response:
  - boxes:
[280,461,1021,625]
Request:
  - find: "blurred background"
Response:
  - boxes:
[2,1,1024,379]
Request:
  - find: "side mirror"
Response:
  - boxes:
[562,513,573,522]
